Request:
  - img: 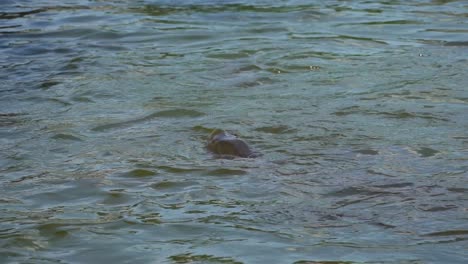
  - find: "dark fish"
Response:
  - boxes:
[207,129,257,158]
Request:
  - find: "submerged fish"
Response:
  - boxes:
[207,129,257,158]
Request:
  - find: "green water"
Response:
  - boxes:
[1,0,468,263]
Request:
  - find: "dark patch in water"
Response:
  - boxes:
[121,169,157,177]
[415,147,439,157]
[169,253,242,264]
[373,182,414,188]
[137,4,323,17]
[92,109,204,132]
[0,113,25,126]
[151,180,196,190]
[418,204,457,212]
[255,125,297,134]
[360,20,423,25]
[206,168,247,176]
[325,186,389,197]
[155,109,204,118]
[51,133,82,141]
[294,261,353,264]
[39,80,61,90]
[353,149,379,155]
[424,230,468,236]
[447,187,468,193]
[444,41,468,46]
[379,110,449,121]
[0,9,46,19]
[37,223,70,240]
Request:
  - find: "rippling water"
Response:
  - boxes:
[1,0,468,263]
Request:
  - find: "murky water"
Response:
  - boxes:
[1,0,468,263]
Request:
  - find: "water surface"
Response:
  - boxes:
[1,0,468,263]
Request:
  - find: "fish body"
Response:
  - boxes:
[207,129,256,158]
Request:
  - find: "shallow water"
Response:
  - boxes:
[1,0,468,263]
